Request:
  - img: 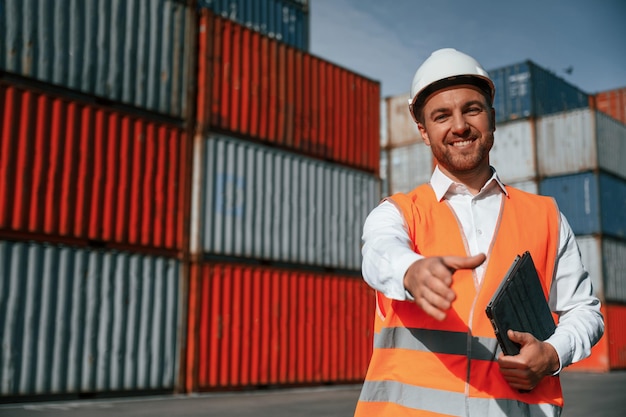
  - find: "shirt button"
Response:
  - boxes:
[477,229,483,235]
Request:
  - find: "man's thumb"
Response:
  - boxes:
[507,330,533,345]
[443,253,486,271]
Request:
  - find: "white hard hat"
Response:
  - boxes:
[408,48,495,121]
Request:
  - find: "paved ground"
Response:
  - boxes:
[1,371,625,417]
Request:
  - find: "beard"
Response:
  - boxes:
[431,134,494,174]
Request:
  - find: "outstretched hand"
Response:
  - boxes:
[497,330,560,391]
[403,253,486,321]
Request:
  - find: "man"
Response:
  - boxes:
[354,48,604,417]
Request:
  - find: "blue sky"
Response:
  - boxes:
[309,0,626,98]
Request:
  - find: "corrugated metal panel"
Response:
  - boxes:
[0,84,190,250]
[379,149,389,198]
[388,142,433,195]
[197,0,309,50]
[537,109,626,179]
[507,179,539,195]
[602,238,626,304]
[185,261,374,391]
[490,119,536,183]
[0,240,181,396]
[575,235,604,300]
[385,93,420,148]
[540,172,600,236]
[489,60,589,124]
[596,111,626,180]
[196,9,380,174]
[606,304,626,369]
[595,86,626,125]
[0,0,195,119]
[536,109,597,177]
[190,134,380,270]
[539,172,626,239]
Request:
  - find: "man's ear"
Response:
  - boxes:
[417,122,431,146]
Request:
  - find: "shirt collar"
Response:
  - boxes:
[429,165,508,201]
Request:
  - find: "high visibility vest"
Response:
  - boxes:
[355,184,563,417]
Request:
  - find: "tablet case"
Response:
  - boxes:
[485,251,556,355]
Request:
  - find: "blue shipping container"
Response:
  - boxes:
[539,171,626,238]
[0,0,195,120]
[198,0,309,50]
[489,61,589,124]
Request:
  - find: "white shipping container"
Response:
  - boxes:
[385,93,421,148]
[506,179,539,195]
[575,235,626,303]
[537,109,626,179]
[190,134,380,270]
[490,119,537,183]
[0,240,182,396]
[575,235,605,300]
[387,141,433,195]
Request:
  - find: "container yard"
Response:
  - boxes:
[0,0,381,401]
[1,0,625,408]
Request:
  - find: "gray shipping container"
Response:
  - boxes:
[577,235,626,304]
[537,109,626,180]
[0,240,182,397]
[190,134,380,270]
[0,0,195,119]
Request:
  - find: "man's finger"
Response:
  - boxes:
[441,253,487,272]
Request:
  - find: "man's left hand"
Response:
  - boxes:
[497,330,560,391]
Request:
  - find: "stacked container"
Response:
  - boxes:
[0,0,196,399]
[1,0,382,400]
[382,59,626,371]
[184,8,380,392]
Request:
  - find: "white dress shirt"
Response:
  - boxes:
[362,166,604,370]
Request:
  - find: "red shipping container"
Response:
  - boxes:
[185,261,376,391]
[196,9,380,174]
[594,86,626,125]
[566,304,626,372]
[0,83,191,251]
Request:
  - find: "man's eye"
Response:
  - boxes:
[467,107,481,114]
[434,114,448,121]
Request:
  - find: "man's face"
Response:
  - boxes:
[417,85,495,178]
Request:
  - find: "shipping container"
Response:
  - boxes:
[537,109,626,179]
[506,179,539,195]
[575,234,626,304]
[379,149,389,198]
[386,141,433,195]
[490,119,537,183]
[184,261,374,391]
[0,84,191,251]
[190,134,380,270]
[0,240,182,397]
[0,0,196,119]
[594,86,626,125]
[566,304,626,372]
[197,0,309,50]
[539,172,626,239]
[384,93,420,148]
[488,60,589,124]
[196,9,380,174]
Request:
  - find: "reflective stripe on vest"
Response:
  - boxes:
[359,380,561,417]
[374,327,500,361]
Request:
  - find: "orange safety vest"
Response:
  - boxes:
[355,184,563,417]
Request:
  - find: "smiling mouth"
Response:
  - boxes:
[451,139,475,147]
